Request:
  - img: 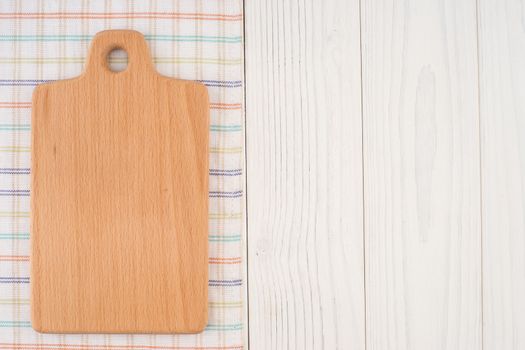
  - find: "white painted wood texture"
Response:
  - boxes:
[245,0,525,349]
[361,0,481,349]
[478,0,525,349]
[244,0,365,349]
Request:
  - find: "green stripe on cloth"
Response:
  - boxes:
[0,299,29,305]
[206,323,243,331]
[0,124,31,131]
[209,213,242,220]
[210,124,242,132]
[0,57,242,65]
[0,124,241,133]
[0,146,30,152]
[0,321,244,330]
[0,211,29,218]
[209,147,242,154]
[209,234,241,242]
[0,233,30,240]
[0,299,243,308]
[0,233,240,242]
[208,301,243,308]
[0,212,240,219]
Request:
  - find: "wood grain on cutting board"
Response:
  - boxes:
[30,30,209,334]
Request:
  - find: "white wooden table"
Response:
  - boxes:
[244,0,525,349]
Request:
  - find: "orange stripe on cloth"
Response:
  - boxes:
[209,257,242,265]
[209,103,242,110]
[0,255,29,261]
[0,12,242,21]
[0,345,243,350]
[0,102,31,108]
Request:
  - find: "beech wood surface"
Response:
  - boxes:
[30,30,209,334]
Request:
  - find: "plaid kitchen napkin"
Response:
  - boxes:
[0,1,244,349]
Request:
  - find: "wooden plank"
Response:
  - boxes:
[31,30,209,333]
[478,1,525,348]
[244,0,364,348]
[361,0,481,348]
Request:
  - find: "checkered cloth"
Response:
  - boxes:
[0,1,244,349]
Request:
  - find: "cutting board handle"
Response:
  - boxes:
[84,30,154,75]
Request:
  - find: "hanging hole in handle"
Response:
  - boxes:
[106,47,128,73]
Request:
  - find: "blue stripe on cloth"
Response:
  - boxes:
[0,321,243,330]
[0,168,31,174]
[0,168,243,176]
[0,277,241,286]
[0,190,30,196]
[0,79,242,88]
[0,189,242,198]
[209,190,243,198]
[209,168,242,176]
[209,279,243,287]
[0,277,30,284]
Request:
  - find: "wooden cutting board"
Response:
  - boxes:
[30,30,209,334]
